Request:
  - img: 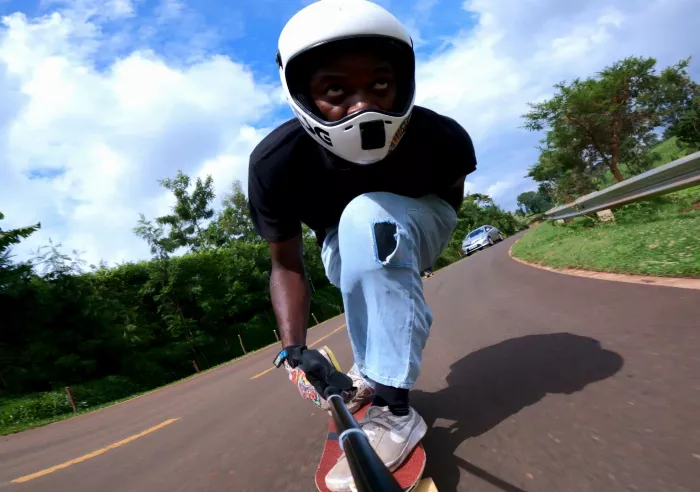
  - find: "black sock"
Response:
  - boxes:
[372,383,409,416]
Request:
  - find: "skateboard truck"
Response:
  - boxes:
[324,386,402,492]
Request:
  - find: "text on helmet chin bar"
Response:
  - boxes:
[294,109,333,146]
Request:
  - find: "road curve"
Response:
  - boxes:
[2,234,699,492]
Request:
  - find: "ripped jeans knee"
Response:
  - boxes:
[320,192,457,388]
[371,220,412,267]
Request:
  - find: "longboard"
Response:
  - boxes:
[313,346,430,492]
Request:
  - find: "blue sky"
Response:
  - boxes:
[1,0,699,266]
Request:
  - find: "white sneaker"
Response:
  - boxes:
[324,405,427,492]
[343,365,375,414]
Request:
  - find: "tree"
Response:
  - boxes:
[666,93,700,146]
[157,170,216,252]
[134,213,170,259]
[0,212,40,259]
[0,212,40,291]
[135,170,217,256]
[517,188,553,215]
[212,179,259,244]
[31,239,89,279]
[523,56,697,198]
[526,147,599,203]
[468,193,495,208]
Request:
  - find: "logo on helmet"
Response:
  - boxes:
[294,108,334,147]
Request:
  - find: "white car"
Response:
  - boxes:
[462,225,504,255]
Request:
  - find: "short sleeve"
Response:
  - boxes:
[426,112,478,212]
[247,149,302,243]
[443,116,477,183]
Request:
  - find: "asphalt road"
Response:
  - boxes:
[2,234,700,492]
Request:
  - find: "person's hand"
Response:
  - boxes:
[282,345,355,409]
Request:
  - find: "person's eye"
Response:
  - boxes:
[374,79,390,90]
[326,85,344,97]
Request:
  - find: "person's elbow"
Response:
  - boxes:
[269,235,305,274]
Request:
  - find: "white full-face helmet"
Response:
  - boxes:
[277,0,415,165]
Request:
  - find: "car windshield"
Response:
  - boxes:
[468,228,485,239]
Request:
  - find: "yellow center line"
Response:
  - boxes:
[11,418,180,484]
[250,323,347,380]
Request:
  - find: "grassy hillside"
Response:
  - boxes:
[512,138,700,278]
[511,187,700,278]
[598,137,698,190]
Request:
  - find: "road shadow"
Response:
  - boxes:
[410,333,625,492]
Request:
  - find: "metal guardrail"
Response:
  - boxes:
[544,151,700,220]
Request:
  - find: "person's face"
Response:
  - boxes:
[308,52,398,122]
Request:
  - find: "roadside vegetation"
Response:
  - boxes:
[511,55,700,276]
[511,187,700,278]
[0,173,522,435]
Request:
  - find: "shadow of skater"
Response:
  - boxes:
[410,332,625,492]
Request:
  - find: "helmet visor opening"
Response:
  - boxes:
[284,36,415,124]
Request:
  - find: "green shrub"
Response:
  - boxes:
[2,190,522,433]
[0,391,72,427]
[435,248,462,269]
[70,375,145,408]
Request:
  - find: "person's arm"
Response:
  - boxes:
[268,234,354,403]
[440,114,476,212]
[450,174,466,202]
[442,173,467,213]
[269,234,310,347]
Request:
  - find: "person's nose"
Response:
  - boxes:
[346,93,380,116]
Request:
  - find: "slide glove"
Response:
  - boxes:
[280,344,356,409]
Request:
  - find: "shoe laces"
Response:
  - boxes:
[347,366,366,384]
[359,406,404,441]
[347,368,373,398]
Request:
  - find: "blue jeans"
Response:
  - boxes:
[321,192,458,389]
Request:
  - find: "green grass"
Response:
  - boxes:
[651,136,697,164]
[511,187,700,278]
[0,391,151,435]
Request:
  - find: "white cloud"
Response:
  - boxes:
[156,0,186,21]
[194,125,273,202]
[106,0,135,18]
[0,7,278,266]
[486,179,516,199]
[416,0,700,209]
[2,0,699,267]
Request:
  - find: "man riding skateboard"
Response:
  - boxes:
[248,0,477,490]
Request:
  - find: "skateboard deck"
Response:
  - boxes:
[313,347,428,492]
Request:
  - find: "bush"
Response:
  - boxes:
[435,247,462,269]
[0,391,72,427]
[0,375,148,431]
[71,375,145,408]
[1,191,523,433]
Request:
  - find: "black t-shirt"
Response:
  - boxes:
[247,105,477,245]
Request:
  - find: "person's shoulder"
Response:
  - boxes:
[407,106,476,164]
[410,105,472,143]
[249,117,310,169]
